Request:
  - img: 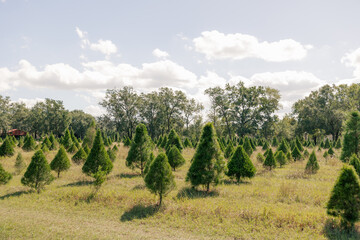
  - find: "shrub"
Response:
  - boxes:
[107,148,116,162]
[226,146,256,183]
[256,153,265,163]
[0,138,15,157]
[327,165,360,229]
[291,146,303,161]
[224,143,235,159]
[126,124,152,175]
[21,150,54,193]
[0,163,12,185]
[341,112,360,162]
[165,129,183,153]
[243,137,254,156]
[144,153,175,206]
[186,123,226,192]
[349,154,360,177]
[72,147,87,165]
[14,152,26,175]
[50,146,71,178]
[263,148,276,170]
[82,130,113,176]
[275,150,287,167]
[305,151,319,174]
[22,135,36,151]
[167,146,185,171]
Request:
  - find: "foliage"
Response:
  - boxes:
[144,153,175,206]
[275,150,287,167]
[256,152,265,163]
[0,163,12,185]
[82,130,113,176]
[291,146,303,161]
[226,146,256,182]
[349,154,360,177]
[186,123,226,192]
[165,129,183,153]
[341,111,360,162]
[0,138,15,157]
[126,124,152,175]
[327,165,360,229]
[305,151,319,174]
[50,146,71,178]
[72,147,87,165]
[21,150,54,193]
[263,148,276,170]
[243,137,254,156]
[62,128,73,150]
[22,135,36,152]
[224,142,234,159]
[14,152,26,175]
[167,146,185,171]
[107,148,116,162]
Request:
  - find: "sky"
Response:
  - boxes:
[1,0,360,117]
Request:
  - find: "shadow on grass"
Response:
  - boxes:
[132,184,146,190]
[118,173,141,179]
[0,190,30,200]
[120,204,159,222]
[324,219,360,240]
[61,180,93,187]
[176,187,219,199]
[222,179,252,185]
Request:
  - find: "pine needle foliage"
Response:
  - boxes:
[341,111,360,162]
[82,130,113,176]
[186,123,226,192]
[305,151,320,174]
[167,146,185,171]
[327,165,360,229]
[226,146,256,183]
[21,150,54,193]
[144,153,175,206]
[50,146,71,178]
[72,147,87,165]
[125,124,152,175]
[0,163,12,185]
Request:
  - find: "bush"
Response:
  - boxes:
[327,165,360,229]
[186,123,226,192]
[145,153,175,206]
[72,147,87,164]
[226,146,256,183]
[349,154,360,177]
[291,146,303,161]
[0,163,12,185]
[21,150,54,193]
[82,130,113,177]
[224,143,235,159]
[263,149,276,170]
[14,152,26,175]
[0,138,15,157]
[275,150,287,167]
[256,153,265,163]
[165,129,183,153]
[50,146,71,178]
[167,146,185,171]
[126,124,152,175]
[305,151,319,174]
[341,112,360,162]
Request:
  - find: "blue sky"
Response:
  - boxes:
[1,0,360,116]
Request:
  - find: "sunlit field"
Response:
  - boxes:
[0,144,357,239]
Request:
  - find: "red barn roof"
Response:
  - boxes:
[7,129,27,136]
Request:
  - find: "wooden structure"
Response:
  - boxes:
[7,129,27,137]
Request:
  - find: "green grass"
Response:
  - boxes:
[0,145,359,239]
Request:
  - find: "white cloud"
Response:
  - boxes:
[193,30,312,62]
[84,105,106,117]
[90,39,117,56]
[341,47,360,78]
[75,27,117,56]
[152,48,169,58]
[230,71,325,114]
[16,98,45,108]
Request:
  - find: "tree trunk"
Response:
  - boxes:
[206,183,210,193]
[58,171,60,178]
[159,193,162,206]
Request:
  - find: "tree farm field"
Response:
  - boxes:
[0,144,356,240]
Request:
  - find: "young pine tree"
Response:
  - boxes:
[186,123,226,192]
[349,154,360,177]
[341,111,360,162]
[183,138,193,148]
[167,146,185,171]
[72,147,88,164]
[0,163,12,184]
[144,153,175,206]
[21,150,54,193]
[277,139,289,154]
[275,150,287,167]
[224,143,235,159]
[62,128,73,150]
[165,129,183,153]
[50,146,71,178]
[256,152,265,163]
[305,151,320,174]
[263,148,276,170]
[226,146,256,183]
[291,146,303,161]
[0,138,15,157]
[328,146,335,156]
[143,152,155,177]
[14,152,26,175]
[125,124,152,175]
[107,148,116,162]
[327,165,360,229]
[82,130,113,176]
[82,120,96,149]
[22,135,36,152]
[243,137,254,156]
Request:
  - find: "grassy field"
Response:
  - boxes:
[0,144,359,239]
